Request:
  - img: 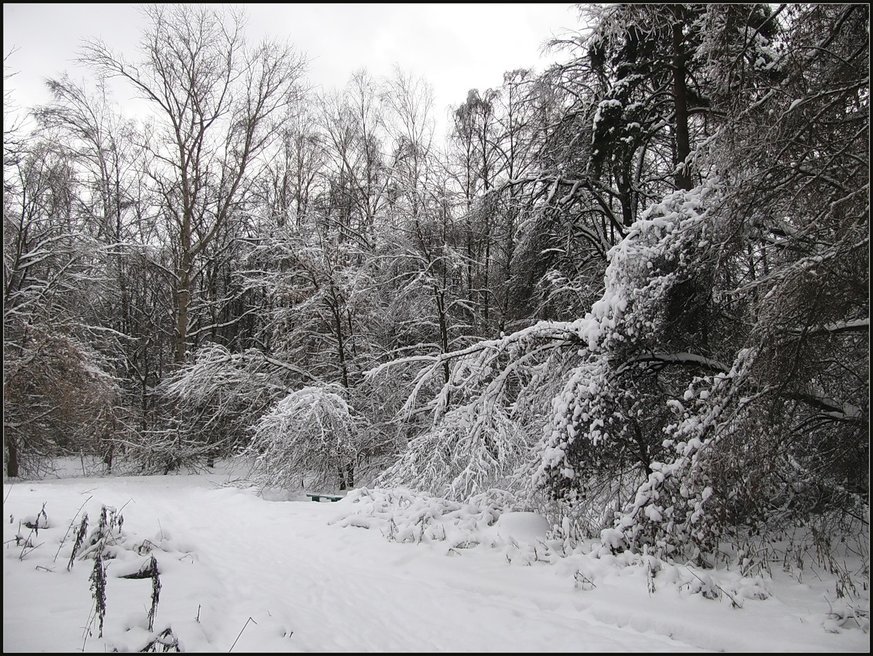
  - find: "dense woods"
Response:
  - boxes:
[3,3,868,567]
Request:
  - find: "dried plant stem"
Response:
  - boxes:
[53,496,92,564]
[229,616,258,652]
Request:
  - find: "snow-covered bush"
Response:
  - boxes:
[330,487,520,548]
[536,184,721,533]
[146,343,290,471]
[610,349,759,560]
[365,315,582,505]
[246,384,368,491]
[376,404,529,501]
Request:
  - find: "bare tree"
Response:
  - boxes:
[320,70,390,247]
[81,5,306,363]
[254,98,325,230]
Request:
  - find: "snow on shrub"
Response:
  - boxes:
[330,487,522,549]
[158,343,287,448]
[376,404,528,501]
[364,315,579,505]
[122,343,290,474]
[535,184,720,531]
[246,384,367,491]
[611,349,756,560]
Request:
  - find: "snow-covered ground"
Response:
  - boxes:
[3,459,869,652]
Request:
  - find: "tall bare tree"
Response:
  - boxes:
[81,5,305,363]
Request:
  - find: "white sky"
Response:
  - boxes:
[3,3,579,137]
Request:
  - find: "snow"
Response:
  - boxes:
[3,460,869,652]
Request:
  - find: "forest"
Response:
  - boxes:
[3,3,868,569]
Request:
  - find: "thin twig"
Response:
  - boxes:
[81,605,96,652]
[683,564,743,608]
[229,616,258,652]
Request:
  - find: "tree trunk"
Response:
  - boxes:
[5,435,20,478]
[331,286,350,389]
[175,272,190,364]
[175,238,192,364]
[435,288,451,384]
[672,20,693,191]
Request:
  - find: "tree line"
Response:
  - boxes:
[4,4,868,562]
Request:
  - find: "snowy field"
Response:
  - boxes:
[3,459,868,653]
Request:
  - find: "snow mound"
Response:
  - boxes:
[491,511,550,543]
[331,487,523,549]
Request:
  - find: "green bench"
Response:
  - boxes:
[305,493,343,502]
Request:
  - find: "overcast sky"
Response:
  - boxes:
[4,3,579,136]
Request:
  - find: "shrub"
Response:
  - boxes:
[246,384,369,491]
